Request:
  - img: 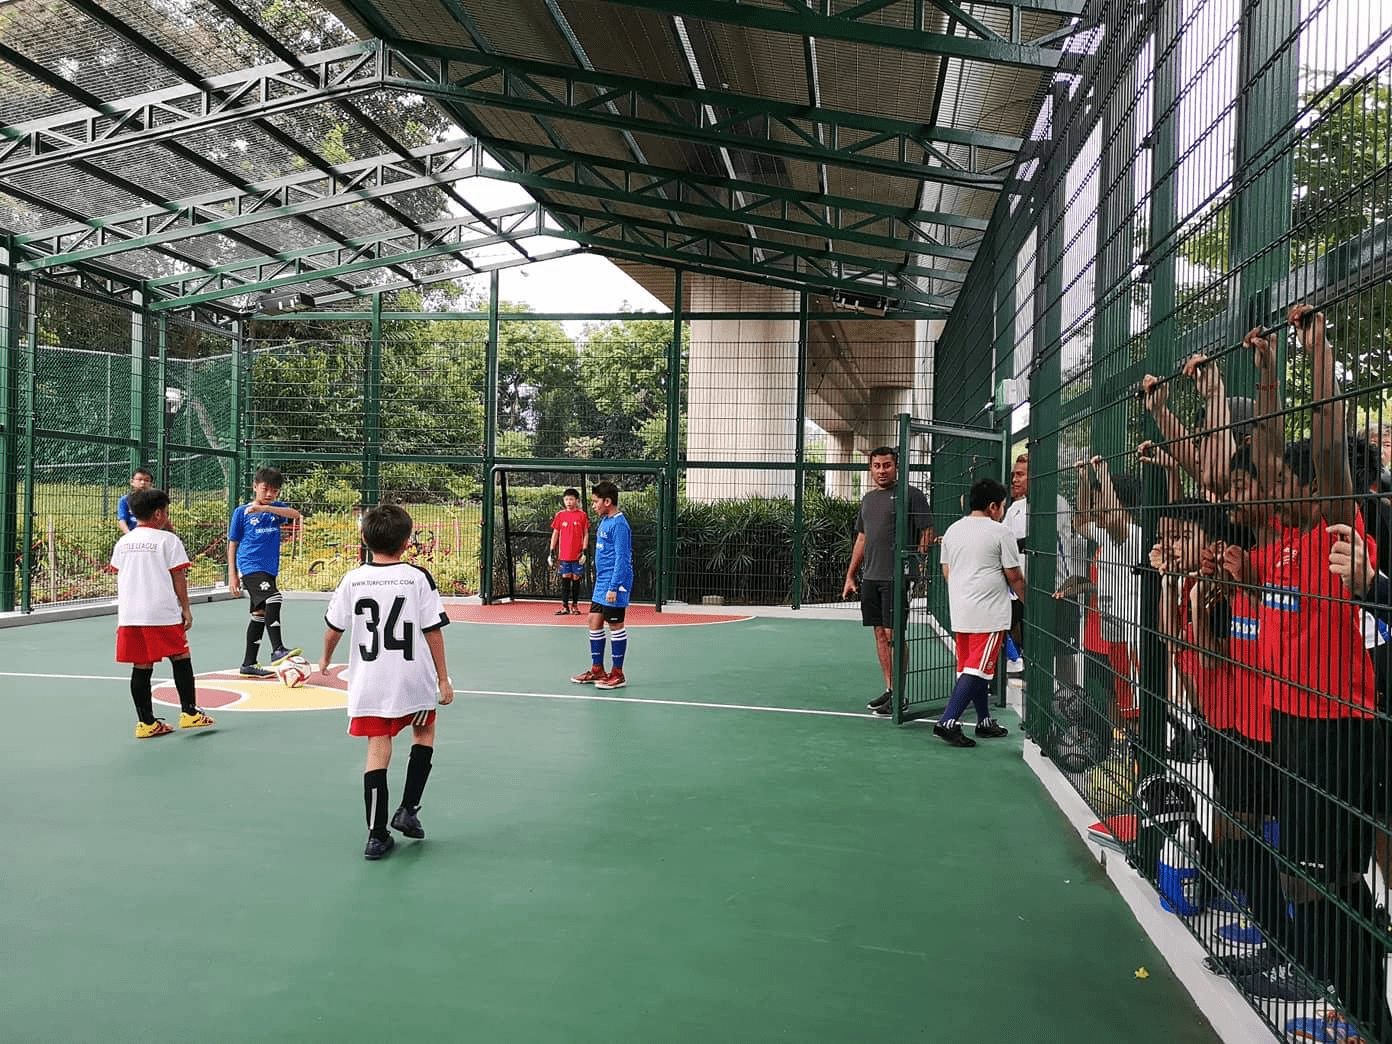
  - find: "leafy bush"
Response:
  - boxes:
[493,486,858,606]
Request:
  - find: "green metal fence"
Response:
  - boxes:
[931,0,1392,1036]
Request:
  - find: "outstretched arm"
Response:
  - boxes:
[1297,305,1356,527]
[1245,324,1286,496]
[1142,374,1204,484]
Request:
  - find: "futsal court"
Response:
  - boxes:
[1,598,1218,1044]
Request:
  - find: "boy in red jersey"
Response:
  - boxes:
[1225,307,1390,1032]
[548,488,590,615]
[110,488,216,738]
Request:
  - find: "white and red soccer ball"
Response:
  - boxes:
[275,656,313,688]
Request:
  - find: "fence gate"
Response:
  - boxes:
[890,413,1009,724]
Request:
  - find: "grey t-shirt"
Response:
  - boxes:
[854,485,932,582]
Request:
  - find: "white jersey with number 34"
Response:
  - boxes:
[324,562,450,719]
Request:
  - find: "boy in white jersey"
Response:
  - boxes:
[935,478,1027,747]
[109,488,216,738]
[319,503,454,861]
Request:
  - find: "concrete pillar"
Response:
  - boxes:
[824,430,858,499]
[687,277,799,502]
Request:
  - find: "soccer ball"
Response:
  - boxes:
[277,657,312,689]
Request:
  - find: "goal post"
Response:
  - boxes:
[890,413,1009,724]
[488,462,668,609]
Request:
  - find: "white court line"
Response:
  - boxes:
[458,688,881,720]
[0,671,886,721]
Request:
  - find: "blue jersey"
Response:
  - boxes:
[592,512,633,608]
[229,501,291,576]
[116,494,135,530]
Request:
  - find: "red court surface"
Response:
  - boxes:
[445,600,750,626]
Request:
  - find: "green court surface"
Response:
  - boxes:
[1,601,1219,1044]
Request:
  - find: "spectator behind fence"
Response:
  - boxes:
[1004,451,1085,686]
[1058,456,1143,727]
[1221,306,1391,1036]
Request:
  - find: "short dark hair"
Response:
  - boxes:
[868,446,897,462]
[1109,472,1141,511]
[592,480,620,505]
[361,503,414,555]
[1015,452,1029,465]
[254,465,285,489]
[1283,439,1315,488]
[969,477,1009,511]
[563,487,580,499]
[131,467,154,481]
[128,487,169,520]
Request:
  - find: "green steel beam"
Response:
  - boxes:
[14,134,975,275]
[13,139,483,271]
[479,137,981,260]
[1,36,1021,187]
[0,41,379,296]
[144,201,948,309]
[0,40,383,178]
[590,0,1079,60]
[390,41,1017,188]
[145,204,551,306]
[543,201,963,290]
[55,0,444,285]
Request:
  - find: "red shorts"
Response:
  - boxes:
[348,709,436,737]
[116,624,189,664]
[955,631,1004,679]
[1100,640,1139,713]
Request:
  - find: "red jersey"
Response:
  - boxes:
[1180,579,1271,742]
[1254,516,1377,719]
[1083,549,1107,655]
[551,508,590,561]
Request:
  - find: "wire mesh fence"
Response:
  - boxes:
[931,0,1392,1036]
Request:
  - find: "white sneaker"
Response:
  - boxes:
[1006,657,1024,675]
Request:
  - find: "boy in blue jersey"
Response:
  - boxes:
[570,480,633,690]
[227,466,304,678]
[116,467,155,534]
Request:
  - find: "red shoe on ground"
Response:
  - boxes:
[571,664,607,684]
[595,668,626,690]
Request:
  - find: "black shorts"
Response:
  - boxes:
[1051,599,1080,658]
[588,601,627,625]
[241,571,280,612]
[1206,727,1275,816]
[860,579,906,629]
[1271,710,1381,880]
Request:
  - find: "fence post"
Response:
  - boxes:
[479,272,500,602]
[792,291,809,609]
[662,269,683,607]
[362,294,383,509]
[0,239,17,612]
[20,278,38,613]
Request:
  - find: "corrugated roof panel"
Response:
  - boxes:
[556,0,686,83]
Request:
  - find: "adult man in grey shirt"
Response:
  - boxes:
[841,446,936,715]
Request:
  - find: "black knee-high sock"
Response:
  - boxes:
[1222,837,1291,952]
[402,744,434,810]
[244,618,265,665]
[565,577,578,607]
[1331,880,1392,1042]
[130,667,155,724]
[263,596,284,651]
[364,769,389,839]
[171,658,197,714]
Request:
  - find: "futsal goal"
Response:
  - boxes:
[488,463,669,607]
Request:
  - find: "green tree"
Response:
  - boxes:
[578,318,688,461]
